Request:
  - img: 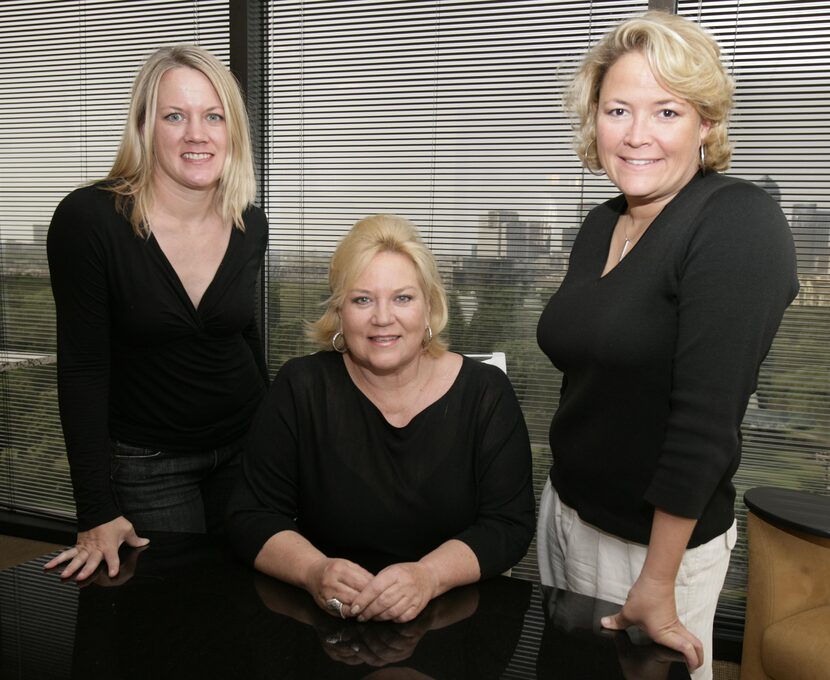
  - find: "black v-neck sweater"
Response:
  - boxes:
[47,184,268,530]
[537,172,799,547]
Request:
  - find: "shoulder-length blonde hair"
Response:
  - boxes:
[307,214,449,358]
[565,11,734,173]
[103,44,255,237]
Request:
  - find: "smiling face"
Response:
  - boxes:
[339,251,430,375]
[595,50,710,212]
[152,66,227,195]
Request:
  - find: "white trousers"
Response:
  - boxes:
[536,479,737,680]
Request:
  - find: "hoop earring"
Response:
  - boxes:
[332,331,347,353]
[585,138,606,177]
[699,144,706,171]
[422,324,433,349]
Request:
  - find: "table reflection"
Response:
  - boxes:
[538,586,690,680]
[0,532,689,679]
[68,532,530,679]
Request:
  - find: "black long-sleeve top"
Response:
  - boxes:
[227,352,536,578]
[47,184,268,531]
[537,172,799,547]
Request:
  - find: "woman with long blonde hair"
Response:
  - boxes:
[46,44,268,582]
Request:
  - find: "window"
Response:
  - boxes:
[677,0,830,641]
[261,0,829,631]
[262,0,648,581]
[1,0,826,642]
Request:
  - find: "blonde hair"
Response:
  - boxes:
[565,11,734,173]
[307,214,449,358]
[103,44,256,237]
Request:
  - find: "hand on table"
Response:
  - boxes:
[307,557,374,619]
[600,574,703,671]
[349,562,438,623]
[80,540,150,588]
[319,586,479,667]
[43,516,149,581]
[255,569,431,666]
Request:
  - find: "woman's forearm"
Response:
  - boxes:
[641,509,697,583]
[417,538,481,599]
[253,530,375,615]
[253,530,327,589]
[600,508,704,670]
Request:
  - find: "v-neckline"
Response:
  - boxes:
[598,172,704,280]
[148,227,235,314]
[599,201,654,280]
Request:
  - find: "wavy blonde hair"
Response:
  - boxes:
[565,11,734,173]
[103,44,255,237]
[307,214,449,358]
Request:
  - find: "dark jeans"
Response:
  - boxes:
[109,438,243,534]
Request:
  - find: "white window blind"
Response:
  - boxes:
[263,0,829,636]
[263,0,648,583]
[1,0,824,650]
[677,0,830,641]
[0,0,229,522]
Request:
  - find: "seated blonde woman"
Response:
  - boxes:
[227,214,535,623]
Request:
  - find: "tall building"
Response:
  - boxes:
[791,203,830,275]
[755,174,830,276]
[476,209,550,259]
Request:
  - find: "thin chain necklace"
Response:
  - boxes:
[619,214,646,263]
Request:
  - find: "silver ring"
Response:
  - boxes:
[325,632,346,645]
[325,597,346,619]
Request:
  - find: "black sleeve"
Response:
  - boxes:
[242,318,268,384]
[241,207,269,384]
[46,189,121,530]
[645,183,799,518]
[226,361,303,565]
[453,366,536,578]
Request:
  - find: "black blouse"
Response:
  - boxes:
[47,184,268,530]
[227,352,535,578]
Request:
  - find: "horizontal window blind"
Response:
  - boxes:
[264,0,829,641]
[0,1,229,522]
[263,0,648,585]
[677,0,830,640]
[2,0,822,652]
[0,554,76,675]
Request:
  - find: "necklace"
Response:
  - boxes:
[618,215,642,263]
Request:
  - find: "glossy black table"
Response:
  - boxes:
[0,533,691,679]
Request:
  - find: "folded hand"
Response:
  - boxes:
[307,557,374,618]
[350,562,438,623]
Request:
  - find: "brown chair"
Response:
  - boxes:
[741,487,830,680]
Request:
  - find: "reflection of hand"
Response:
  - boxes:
[307,557,374,619]
[362,670,435,680]
[321,618,432,667]
[79,541,150,588]
[600,575,703,671]
[615,636,680,680]
[320,585,481,667]
[255,573,323,625]
[43,516,150,581]
[351,562,437,623]
[418,584,479,630]
[257,572,479,672]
